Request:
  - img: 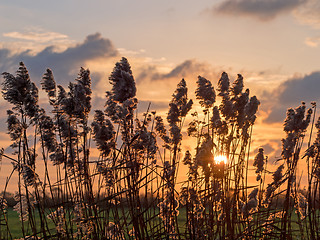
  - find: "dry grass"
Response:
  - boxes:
[0,59,318,239]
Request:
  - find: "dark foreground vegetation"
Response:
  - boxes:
[0,58,319,239]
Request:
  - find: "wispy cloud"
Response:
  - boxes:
[212,0,305,21]
[3,31,68,43]
[305,36,320,47]
[294,0,320,28]
[117,48,146,56]
[1,28,74,54]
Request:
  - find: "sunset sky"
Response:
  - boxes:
[1,0,320,188]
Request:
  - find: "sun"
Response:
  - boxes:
[214,155,227,165]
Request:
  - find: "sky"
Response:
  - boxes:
[0,0,320,189]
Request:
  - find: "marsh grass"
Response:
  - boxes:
[0,58,318,239]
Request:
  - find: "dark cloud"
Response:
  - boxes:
[0,33,119,137]
[0,33,118,85]
[137,100,169,112]
[136,65,158,83]
[264,106,287,123]
[136,59,217,83]
[254,143,275,155]
[213,0,305,21]
[264,71,320,123]
[162,60,207,79]
[277,72,320,104]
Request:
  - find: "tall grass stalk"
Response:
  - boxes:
[0,59,319,239]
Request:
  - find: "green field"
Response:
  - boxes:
[1,208,186,239]
[1,208,56,239]
[1,207,308,239]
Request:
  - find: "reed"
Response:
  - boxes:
[0,58,318,239]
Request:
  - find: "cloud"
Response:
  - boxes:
[138,100,170,113]
[117,48,146,56]
[213,0,305,21]
[0,37,221,118]
[264,71,320,123]
[162,60,210,79]
[1,28,74,54]
[305,36,320,47]
[253,143,275,155]
[134,59,225,104]
[3,31,68,43]
[136,59,217,83]
[0,33,119,85]
[293,0,320,29]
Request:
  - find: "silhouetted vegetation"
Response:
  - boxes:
[0,58,318,239]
